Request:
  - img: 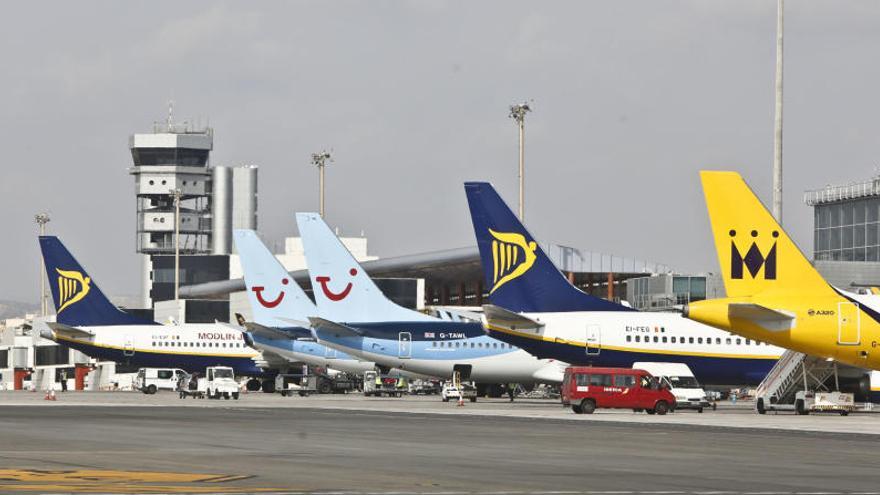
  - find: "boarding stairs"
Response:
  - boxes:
[755,350,839,412]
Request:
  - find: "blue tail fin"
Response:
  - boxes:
[233,229,318,327]
[464,182,632,313]
[39,236,157,326]
[295,212,434,323]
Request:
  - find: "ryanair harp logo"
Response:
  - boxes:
[56,268,91,313]
[729,229,777,280]
[489,229,537,293]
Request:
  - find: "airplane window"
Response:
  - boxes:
[626,335,632,342]
[716,338,721,344]
[689,337,694,344]
[470,342,475,348]
[671,337,676,343]
[736,339,741,345]
[726,338,731,345]
[432,342,436,347]
[493,343,498,349]
[698,338,703,344]
[478,342,483,348]
[151,342,155,347]
[653,336,658,343]
[705,338,711,345]
[746,339,751,345]
[662,337,667,343]
[634,335,639,342]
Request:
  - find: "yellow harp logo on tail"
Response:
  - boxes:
[489,229,537,294]
[56,268,91,314]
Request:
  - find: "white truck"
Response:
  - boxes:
[633,362,710,412]
[135,368,188,395]
[205,366,240,400]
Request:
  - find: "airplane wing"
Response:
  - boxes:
[308,317,365,337]
[482,304,544,331]
[46,322,94,338]
[728,303,796,332]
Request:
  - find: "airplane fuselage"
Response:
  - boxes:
[314,320,566,383]
[486,310,783,385]
[250,334,377,374]
[49,324,266,376]
[687,291,880,372]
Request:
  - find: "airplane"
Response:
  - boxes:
[464,181,784,385]
[684,171,880,372]
[38,236,272,391]
[295,212,568,386]
[233,229,377,375]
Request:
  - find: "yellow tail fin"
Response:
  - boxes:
[700,171,834,298]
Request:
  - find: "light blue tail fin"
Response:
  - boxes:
[233,230,318,328]
[39,236,158,326]
[464,182,632,313]
[295,212,433,322]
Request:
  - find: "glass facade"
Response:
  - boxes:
[814,198,880,262]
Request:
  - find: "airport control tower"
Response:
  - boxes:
[129,112,258,312]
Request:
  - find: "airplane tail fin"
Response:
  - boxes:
[295,212,433,322]
[39,236,156,326]
[233,230,318,328]
[464,182,631,313]
[699,171,834,298]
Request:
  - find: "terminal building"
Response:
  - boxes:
[805,175,880,287]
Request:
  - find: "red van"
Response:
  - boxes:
[562,367,676,415]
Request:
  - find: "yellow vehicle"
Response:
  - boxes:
[685,171,880,372]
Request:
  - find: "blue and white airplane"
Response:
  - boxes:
[234,229,376,375]
[464,182,783,385]
[38,236,268,386]
[296,212,567,383]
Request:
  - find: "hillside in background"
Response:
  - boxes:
[0,300,39,321]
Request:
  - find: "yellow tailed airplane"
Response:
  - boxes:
[684,171,880,371]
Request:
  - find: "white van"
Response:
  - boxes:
[633,362,710,412]
[135,368,187,394]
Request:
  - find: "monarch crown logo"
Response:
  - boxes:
[489,229,537,293]
[729,229,777,280]
[56,268,91,313]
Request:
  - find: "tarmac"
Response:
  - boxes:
[1,391,880,494]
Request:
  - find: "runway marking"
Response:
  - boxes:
[0,468,277,493]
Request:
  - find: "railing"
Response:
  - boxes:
[804,178,880,205]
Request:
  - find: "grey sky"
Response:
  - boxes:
[2,1,880,302]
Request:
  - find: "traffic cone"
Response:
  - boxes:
[457,395,465,407]
[44,388,56,401]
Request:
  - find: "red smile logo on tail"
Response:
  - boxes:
[252,278,289,308]
[316,268,357,301]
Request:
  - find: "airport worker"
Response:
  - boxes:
[507,383,516,402]
[60,369,67,392]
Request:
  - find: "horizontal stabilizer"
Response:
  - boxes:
[308,317,365,337]
[46,322,94,338]
[244,321,302,340]
[728,303,795,332]
[531,359,567,384]
[482,304,544,331]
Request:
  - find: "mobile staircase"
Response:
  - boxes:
[755,350,853,415]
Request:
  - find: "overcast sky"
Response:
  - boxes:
[2,1,880,302]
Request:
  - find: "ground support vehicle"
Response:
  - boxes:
[135,368,187,395]
[177,373,205,399]
[363,371,408,397]
[410,380,442,395]
[562,367,676,415]
[275,374,319,397]
[442,382,477,402]
[633,362,711,412]
[205,366,240,400]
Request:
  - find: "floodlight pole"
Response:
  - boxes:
[170,188,182,301]
[312,151,332,218]
[772,0,784,224]
[35,213,50,316]
[509,103,531,221]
